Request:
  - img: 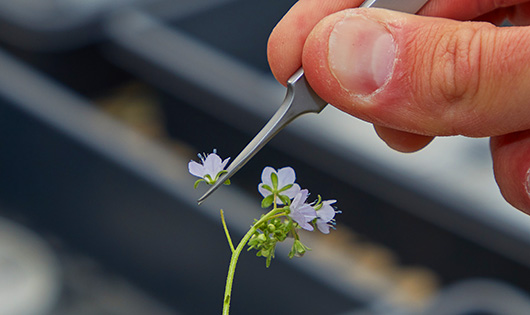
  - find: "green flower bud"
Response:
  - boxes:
[289,240,311,258]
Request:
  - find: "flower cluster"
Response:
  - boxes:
[188,150,340,268]
[250,166,339,266]
[258,166,338,234]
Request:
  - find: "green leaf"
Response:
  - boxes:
[223,179,231,185]
[261,195,274,208]
[193,179,205,189]
[270,172,279,190]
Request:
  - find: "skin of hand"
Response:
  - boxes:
[267,0,530,214]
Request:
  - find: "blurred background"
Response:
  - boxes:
[0,0,530,314]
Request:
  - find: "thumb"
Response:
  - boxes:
[302,8,530,137]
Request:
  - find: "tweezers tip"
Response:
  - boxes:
[196,182,219,205]
[197,194,207,205]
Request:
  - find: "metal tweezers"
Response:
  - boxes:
[198,0,429,204]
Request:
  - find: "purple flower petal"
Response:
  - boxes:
[203,153,223,177]
[188,151,229,184]
[277,167,296,188]
[299,205,317,221]
[258,183,272,198]
[260,167,274,186]
[290,206,316,231]
[318,200,337,222]
[316,220,331,234]
[282,183,301,199]
[289,190,317,231]
[291,189,309,208]
[258,166,303,205]
[221,157,231,169]
[188,161,205,178]
[315,200,338,234]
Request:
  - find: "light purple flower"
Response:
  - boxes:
[188,151,230,185]
[315,200,338,234]
[289,189,317,231]
[258,166,300,204]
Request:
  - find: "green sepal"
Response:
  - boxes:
[261,184,273,193]
[260,248,271,257]
[214,170,228,182]
[288,239,311,259]
[203,174,214,184]
[193,179,205,189]
[266,255,273,268]
[278,183,293,193]
[314,195,323,210]
[270,172,279,190]
[261,195,274,208]
[264,246,276,268]
[278,194,291,206]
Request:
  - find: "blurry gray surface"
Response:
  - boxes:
[0,217,60,315]
[425,279,530,315]
[0,0,237,50]
[0,0,138,30]
[52,254,178,315]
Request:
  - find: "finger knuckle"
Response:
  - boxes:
[430,24,486,107]
[423,23,498,134]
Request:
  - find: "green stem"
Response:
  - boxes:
[220,210,235,253]
[222,208,284,315]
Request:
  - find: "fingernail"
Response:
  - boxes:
[328,14,396,95]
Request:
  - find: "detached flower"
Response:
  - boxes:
[188,150,230,188]
[288,189,317,231]
[258,166,300,205]
[315,200,338,234]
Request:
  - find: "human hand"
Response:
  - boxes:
[267,0,530,214]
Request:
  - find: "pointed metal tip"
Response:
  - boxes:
[196,191,210,206]
[197,188,214,205]
[196,175,225,205]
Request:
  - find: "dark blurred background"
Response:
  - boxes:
[0,1,530,314]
